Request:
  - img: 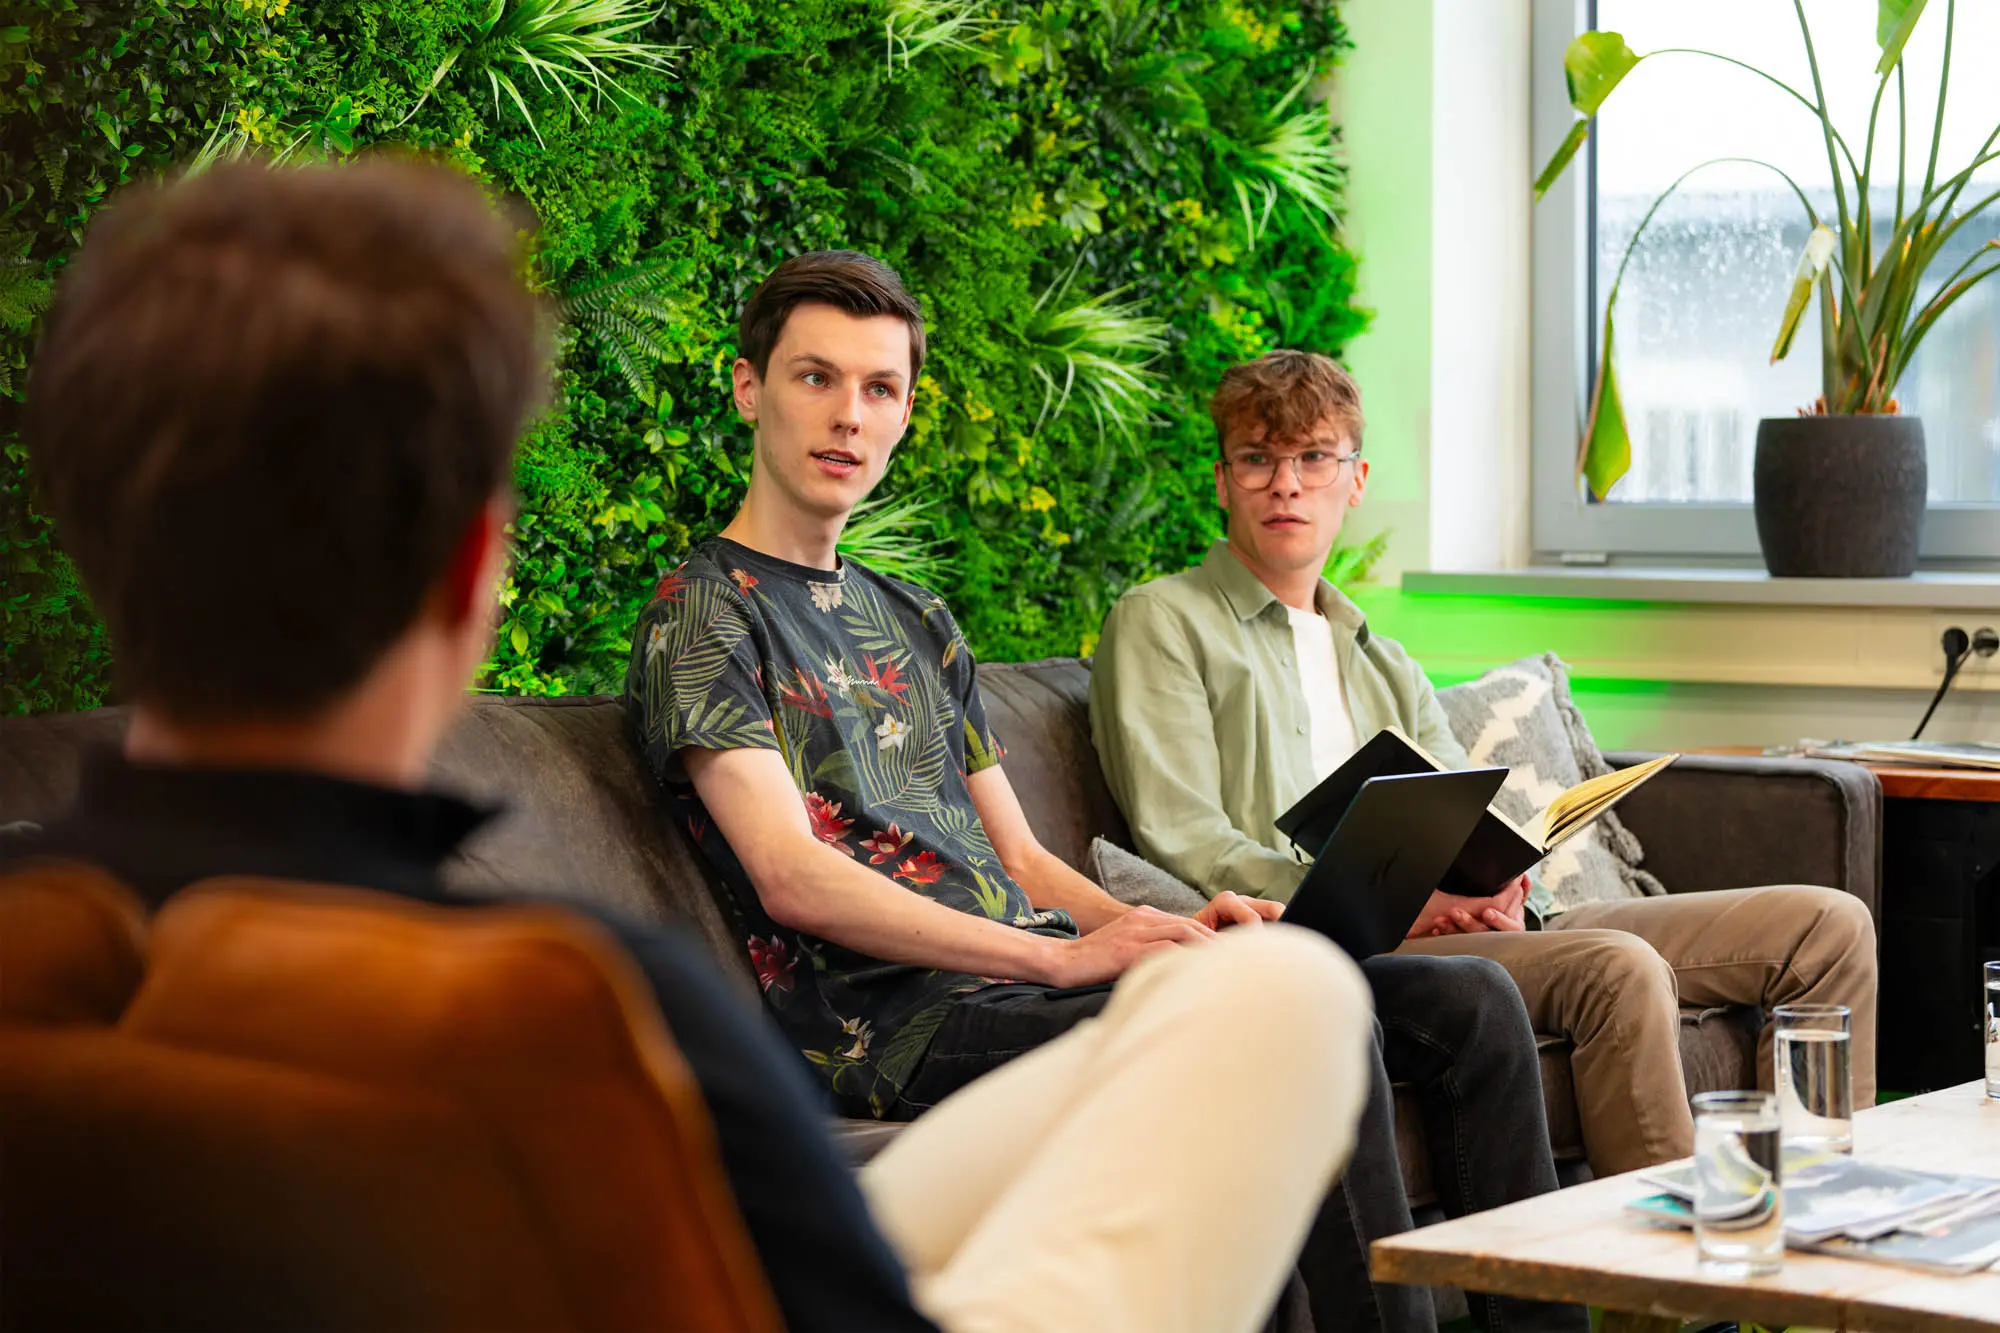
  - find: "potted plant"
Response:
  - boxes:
[1536,0,2000,577]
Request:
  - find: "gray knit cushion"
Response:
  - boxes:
[1085,837,1211,917]
[1436,653,1663,913]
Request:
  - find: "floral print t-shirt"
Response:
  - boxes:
[625,537,1078,1117]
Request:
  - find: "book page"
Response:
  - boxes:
[1531,753,1678,849]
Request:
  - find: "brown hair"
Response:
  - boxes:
[1209,349,1365,454]
[23,156,549,722]
[736,250,925,386]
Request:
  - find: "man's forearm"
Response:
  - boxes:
[754,842,1068,983]
[1008,844,1132,933]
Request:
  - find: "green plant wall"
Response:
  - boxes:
[0,0,1367,714]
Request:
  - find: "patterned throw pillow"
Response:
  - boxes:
[1436,653,1664,914]
[1085,837,1212,917]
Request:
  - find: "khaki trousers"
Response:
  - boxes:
[859,925,1372,1333]
[1400,885,1877,1176]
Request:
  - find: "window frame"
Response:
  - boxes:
[1528,0,2000,565]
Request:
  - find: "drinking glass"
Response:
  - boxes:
[1985,961,2000,1099]
[1693,1091,1784,1277]
[1772,1002,1853,1155]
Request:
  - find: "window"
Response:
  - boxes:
[1531,0,2000,562]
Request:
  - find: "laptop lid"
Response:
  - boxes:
[1279,767,1510,960]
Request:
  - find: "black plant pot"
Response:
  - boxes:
[1752,415,1927,577]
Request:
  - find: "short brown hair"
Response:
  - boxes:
[736,250,925,385]
[24,156,548,723]
[1209,349,1365,454]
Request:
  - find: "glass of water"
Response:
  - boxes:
[1692,1091,1784,1277]
[1985,961,2000,1099]
[1773,1002,1852,1155]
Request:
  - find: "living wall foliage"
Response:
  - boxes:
[0,0,1367,713]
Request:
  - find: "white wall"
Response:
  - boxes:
[1428,0,1533,571]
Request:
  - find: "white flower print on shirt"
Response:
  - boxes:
[875,715,910,750]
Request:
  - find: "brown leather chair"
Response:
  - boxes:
[0,863,779,1332]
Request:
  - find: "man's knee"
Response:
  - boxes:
[1600,929,1676,986]
[1802,885,1875,949]
[1575,930,1677,1007]
[1418,953,1536,1044]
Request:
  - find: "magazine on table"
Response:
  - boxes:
[1627,1153,2000,1274]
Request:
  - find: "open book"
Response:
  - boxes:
[1275,728,1679,897]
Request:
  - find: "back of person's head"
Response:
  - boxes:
[736,250,926,388]
[24,156,547,724]
[1210,349,1365,451]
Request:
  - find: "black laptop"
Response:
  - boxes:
[1279,767,1510,960]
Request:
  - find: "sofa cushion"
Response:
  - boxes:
[1085,837,1211,916]
[427,696,747,986]
[974,659,1130,871]
[1436,653,1664,913]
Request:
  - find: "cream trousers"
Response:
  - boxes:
[859,925,1373,1333]
[1401,884,1878,1175]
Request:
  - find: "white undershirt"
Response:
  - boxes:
[1286,603,1358,779]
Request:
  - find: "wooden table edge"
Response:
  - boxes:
[1691,747,2000,803]
[1369,1241,2000,1333]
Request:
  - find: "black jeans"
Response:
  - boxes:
[889,955,1586,1333]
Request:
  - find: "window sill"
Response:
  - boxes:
[1401,566,2000,611]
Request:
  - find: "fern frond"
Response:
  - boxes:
[558,256,695,398]
[0,259,53,333]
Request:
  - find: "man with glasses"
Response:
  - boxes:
[1087,350,1582,1333]
[1091,348,1878,1185]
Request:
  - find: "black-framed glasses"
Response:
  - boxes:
[1223,448,1361,491]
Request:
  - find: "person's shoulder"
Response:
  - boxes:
[1101,566,1217,647]
[637,541,756,619]
[1118,564,1222,615]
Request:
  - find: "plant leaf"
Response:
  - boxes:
[1876,0,1930,74]
[1579,307,1632,501]
[1533,119,1590,200]
[1772,224,1836,362]
[1564,31,1641,115]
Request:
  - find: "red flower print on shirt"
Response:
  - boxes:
[748,936,797,993]
[862,654,911,702]
[804,792,856,854]
[730,567,759,593]
[779,668,833,718]
[861,824,914,865]
[895,850,947,885]
[652,566,689,603]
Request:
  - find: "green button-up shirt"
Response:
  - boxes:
[1090,541,1553,918]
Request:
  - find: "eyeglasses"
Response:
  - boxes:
[1223,448,1361,491]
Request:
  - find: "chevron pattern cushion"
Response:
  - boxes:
[1436,653,1664,914]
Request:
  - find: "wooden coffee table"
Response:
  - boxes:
[1371,1083,2000,1332]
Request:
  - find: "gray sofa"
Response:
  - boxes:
[0,658,1882,1207]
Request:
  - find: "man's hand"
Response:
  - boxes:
[1195,890,1285,931]
[1405,875,1530,939]
[1048,906,1215,988]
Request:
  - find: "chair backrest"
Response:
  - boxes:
[0,864,780,1333]
[0,858,146,1025]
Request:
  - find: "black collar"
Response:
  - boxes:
[10,749,499,910]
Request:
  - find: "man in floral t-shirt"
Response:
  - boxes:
[625,250,1388,1333]
[630,532,1080,1115]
